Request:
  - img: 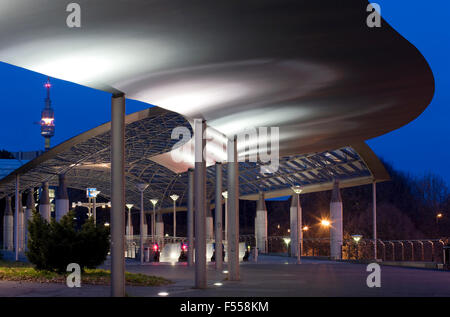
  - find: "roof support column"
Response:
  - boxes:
[330,180,343,260]
[227,136,240,281]
[3,196,13,250]
[187,168,194,266]
[18,191,25,254]
[206,200,214,240]
[55,174,69,222]
[40,181,51,222]
[373,181,377,260]
[156,210,164,240]
[194,119,207,288]
[215,163,223,270]
[137,184,149,265]
[25,189,35,251]
[289,194,300,258]
[110,93,126,297]
[255,192,268,254]
[14,174,20,261]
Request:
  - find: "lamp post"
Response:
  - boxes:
[150,199,158,243]
[222,191,228,238]
[291,185,303,264]
[352,234,363,259]
[126,204,134,239]
[170,194,179,238]
[91,190,100,225]
[137,183,149,265]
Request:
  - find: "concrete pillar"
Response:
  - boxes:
[330,179,343,260]
[227,136,240,281]
[255,192,268,253]
[187,168,194,266]
[55,174,69,222]
[194,119,207,288]
[206,200,214,240]
[156,210,164,238]
[40,181,51,222]
[214,163,223,270]
[289,194,301,257]
[111,93,126,297]
[25,189,35,251]
[3,196,13,250]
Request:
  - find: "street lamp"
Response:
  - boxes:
[222,191,228,237]
[150,199,158,243]
[283,237,291,256]
[352,234,363,259]
[291,185,303,264]
[170,194,179,238]
[136,183,149,264]
[126,204,134,239]
[320,219,331,227]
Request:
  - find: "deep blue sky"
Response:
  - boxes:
[0,1,449,184]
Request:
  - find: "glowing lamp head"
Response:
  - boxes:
[182,244,188,252]
[222,191,228,199]
[283,237,291,245]
[126,204,134,210]
[352,234,363,243]
[302,226,309,231]
[320,219,331,227]
[437,213,443,218]
[170,194,179,202]
[150,199,158,206]
[291,185,303,194]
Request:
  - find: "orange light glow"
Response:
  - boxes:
[320,219,331,227]
[302,226,309,231]
[437,213,443,218]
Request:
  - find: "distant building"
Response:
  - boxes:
[0,158,29,180]
[11,151,43,161]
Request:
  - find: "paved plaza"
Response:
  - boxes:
[0,256,449,297]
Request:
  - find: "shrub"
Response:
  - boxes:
[26,210,110,273]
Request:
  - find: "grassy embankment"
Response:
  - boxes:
[0,260,172,286]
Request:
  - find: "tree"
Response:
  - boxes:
[26,210,110,273]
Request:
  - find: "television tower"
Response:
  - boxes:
[40,77,55,151]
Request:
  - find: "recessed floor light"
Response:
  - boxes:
[158,292,169,296]
[214,282,223,286]
[222,270,228,274]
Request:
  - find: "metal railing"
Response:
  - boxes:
[123,234,449,263]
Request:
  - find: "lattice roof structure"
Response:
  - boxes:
[0,107,389,212]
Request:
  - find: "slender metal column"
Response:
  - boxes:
[18,192,24,252]
[25,189,35,251]
[173,199,176,237]
[111,93,126,297]
[3,196,13,250]
[227,136,240,281]
[187,168,194,266]
[14,174,20,261]
[215,163,223,270]
[194,119,207,288]
[373,181,377,260]
[137,184,149,265]
[93,197,97,225]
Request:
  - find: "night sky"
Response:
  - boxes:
[0,1,448,183]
